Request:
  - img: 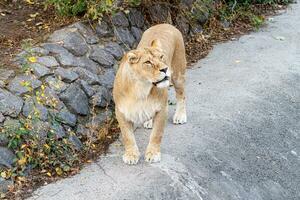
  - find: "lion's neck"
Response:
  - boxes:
[121,63,153,100]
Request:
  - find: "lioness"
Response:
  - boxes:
[113,24,187,165]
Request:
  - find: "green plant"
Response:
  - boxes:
[45,0,87,16]
[250,14,265,29]
[45,0,143,20]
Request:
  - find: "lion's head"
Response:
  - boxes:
[124,40,170,88]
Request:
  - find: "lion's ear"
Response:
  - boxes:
[127,51,140,64]
[151,39,162,49]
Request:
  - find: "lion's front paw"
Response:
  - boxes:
[145,147,161,163]
[123,149,140,165]
[143,119,153,129]
[173,109,187,124]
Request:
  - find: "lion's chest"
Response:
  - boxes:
[119,99,161,125]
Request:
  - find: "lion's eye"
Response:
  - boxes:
[160,55,164,60]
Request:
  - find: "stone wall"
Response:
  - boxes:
[0,0,211,192]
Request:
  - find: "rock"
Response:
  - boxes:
[3,118,21,130]
[89,46,116,67]
[128,9,144,28]
[55,67,79,83]
[72,67,100,85]
[8,75,42,95]
[148,4,172,23]
[41,43,77,66]
[30,47,49,55]
[221,20,230,28]
[0,113,5,123]
[43,87,65,110]
[95,21,113,38]
[0,134,8,146]
[0,69,15,87]
[14,51,28,66]
[91,86,111,107]
[68,135,83,150]
[98,69,115,89]
[0,147,16,169]
[0,178,13,193]
[76,124,89,136]
[131,26,143,42]
[114,27,136,48]
[104,42,124,60]
[112,11,129,27]
[37,56,59,68]
[87,109,112,127]
[70,22,99,45]
[32,121,50,140]
[45,76,68,94]
[62,31,89,56]
[0,69,15,83]
[41,43,68,54]
[175,15,190,36]
[191,8,209,25]
[0,88,23,117]
[59,83,89,115]
[48,28,88,56]
[80,80,96,97]
[56,109,77,127]
[190,23,203,35]
[22,97,48,121]
[51,123,66,138]
[30,63,52,78]
[56,51,76,66]
[76,56,101,74]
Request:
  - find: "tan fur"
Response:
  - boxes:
[113,24,187,164]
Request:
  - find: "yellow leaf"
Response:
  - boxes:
[29,12,39,18]
[25,0,35,5]
[44,144,50,150]
[55,167,63,176]
[1,171,7,178]
[46,172,52,177]
[17,176,26,182]
[28,56,37,63]
[18,157,27,166]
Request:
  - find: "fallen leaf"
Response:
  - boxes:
[25,0,35,5]
[55,167,63,176]
[29,12,39,18]
[36,22,44,26]
[0,171,7,178]
[28,56,37,63]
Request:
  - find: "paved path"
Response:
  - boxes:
[29,3,300,200]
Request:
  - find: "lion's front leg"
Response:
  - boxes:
[116,109,140,165]
[145,106,167,163]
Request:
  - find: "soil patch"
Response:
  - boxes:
[0,0,78,70]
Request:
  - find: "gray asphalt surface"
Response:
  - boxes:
[29,3,300,200]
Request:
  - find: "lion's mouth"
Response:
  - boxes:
[153,76,169,86]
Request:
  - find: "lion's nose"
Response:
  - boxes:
[160,68,168,73]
